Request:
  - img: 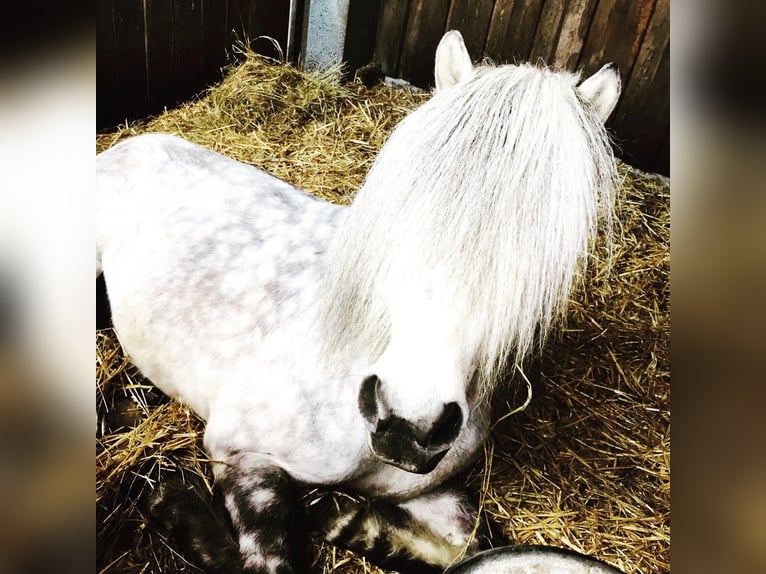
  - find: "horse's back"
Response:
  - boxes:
[96,134,342,418]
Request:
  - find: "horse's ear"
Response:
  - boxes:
[577,63,621,122]
[434,30,473,92]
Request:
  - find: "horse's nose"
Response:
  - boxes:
[358,375,466,474]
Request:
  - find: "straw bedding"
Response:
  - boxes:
[96,49,669,574]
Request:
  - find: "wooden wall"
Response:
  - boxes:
[372,0,669,175]
[97,0,293,130]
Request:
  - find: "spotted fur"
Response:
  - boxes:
[307,487,499,573]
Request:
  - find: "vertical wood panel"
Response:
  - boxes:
[96,0,119,127]
[446,0,496,62]
[144,0,175,113]
[173,0,204,101]
[398,0,452,87]
[375,0,411,76]
[611,0,668,128]
[344,0,383,76]
[485,0,546,63]
[203,0,228,84]
[229,0,251,43]
[577,0,655,78]
[615,42,669,173]
[289,0,307,62]
[484,0,514,61]
[550,0,597,69]
[98,0,290,129]
[248,0,290,60]
[528,0,567,64]
[112,0,148,120]
[246,0,259,40]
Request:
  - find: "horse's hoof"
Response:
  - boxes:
[142,472,243,574]
[305,490,366,535]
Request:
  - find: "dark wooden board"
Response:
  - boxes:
[577,0,655,78]
[98,0,292,128]
[398,0,452,87]
[529,0,568,64]
[375,0,412,76]
[344,0,383,77]
[615,42,669,173]
[96,0,119,127]
[144,0,175,114]
[111,0,148,121]
[228,0,249,41]
[203,0,229,84]
[248,0,290,60]
[173,0,205,102]
[609,0,668,173]
[611,0,668,128]
[446,0,496,62]
[551,0,598,70]
[485,0,546,64]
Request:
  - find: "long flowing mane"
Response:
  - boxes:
[321,63,617,389]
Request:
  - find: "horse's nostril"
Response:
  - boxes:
[426,402,463,447]
[358,374,380,424]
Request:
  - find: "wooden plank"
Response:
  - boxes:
[608,0,668,173]
[344,0,383,77]
[248,0,290,60]
[484,0,512,62]
[551,0,598,70]
[144,0,175,115]
[246,0,259,45]
[485,0,546,64]
[445,0,496,62]
[611,0,668,128]
[229,0,251,45]
[202,0,228,84]
[484,0,543,63]
[577,0,655,78]
[529,0,568,64]
[96,0,119,128]
[398,0,451,88]
[111,0,148,121]
[288,0,307,64]
[224,0,244,62]
[173,0,205,102]
[375,0,411,76]
[614,41,669,174]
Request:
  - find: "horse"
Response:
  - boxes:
[96,30,621,573]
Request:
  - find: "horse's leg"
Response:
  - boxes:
[142,469,242,574]
[307,485,502,573]
[217,457,309,574]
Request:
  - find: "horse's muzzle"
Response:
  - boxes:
[369,420,451,474]
[359,375,464,474]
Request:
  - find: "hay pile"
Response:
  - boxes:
[96,49,669,574]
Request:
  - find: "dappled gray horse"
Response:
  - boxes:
[97,31,621,573]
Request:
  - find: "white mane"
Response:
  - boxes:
[321,62,617,390]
